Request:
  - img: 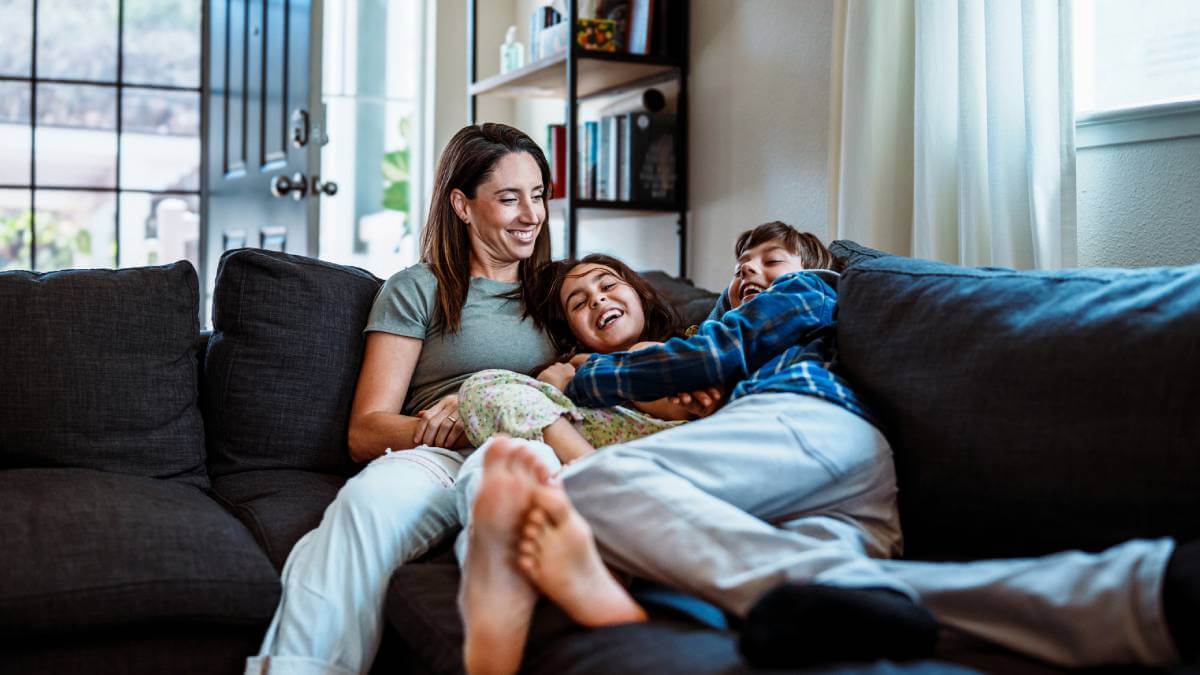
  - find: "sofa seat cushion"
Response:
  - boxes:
[0,262,207,488]
[0,468,280,636]
[211,469,346,571]
[836,256,1200,558]
[203,250,382,478]
[384,562,978,674]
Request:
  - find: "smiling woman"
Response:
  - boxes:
[246,123,562,675]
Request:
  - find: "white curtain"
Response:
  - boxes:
[829,0,1077,269]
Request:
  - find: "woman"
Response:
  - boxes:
[246,123,558,675]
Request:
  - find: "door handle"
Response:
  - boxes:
[311,176,339,197]
[271,172,308,200]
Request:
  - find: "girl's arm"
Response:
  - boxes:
[346,332,467,463]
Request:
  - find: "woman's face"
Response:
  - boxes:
[453,152,546,267]
[559,263,646,354]
[728,240,807,308]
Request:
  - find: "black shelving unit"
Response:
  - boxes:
[467,0,689,278]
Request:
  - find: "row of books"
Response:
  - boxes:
[546,113,677,204]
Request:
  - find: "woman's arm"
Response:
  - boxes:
[346,332,466,462]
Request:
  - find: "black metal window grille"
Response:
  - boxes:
[0,0,203,272]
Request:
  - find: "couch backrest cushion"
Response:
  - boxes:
[203,249,382,477]
[0,262,208,487]
[830,239,892,271]
[836,255,1200,559]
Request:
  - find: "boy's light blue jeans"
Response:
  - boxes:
[560,392,1179,668]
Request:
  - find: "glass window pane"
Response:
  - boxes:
[121,88,200,191]
[323,0,421,99]
[319,98,418,278]
[1075,0,1200,112]
[37,0,118,82]
[0,189,32,270]
[118,193,199,270]
[34,189,116,271]
[35,83,117,188]
[0,0,33,77]
[123,0,201,88]
[0,81,32,184]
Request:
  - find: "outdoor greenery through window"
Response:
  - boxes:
[0,0,201,272]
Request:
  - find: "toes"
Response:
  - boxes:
[531,483,573,527]
[526,506,549,529]
[482,437,518,471]
[517,537,539,559]
[517,553,538,578]
[522,520,543,542]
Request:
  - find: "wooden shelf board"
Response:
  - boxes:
[470,51,680,100]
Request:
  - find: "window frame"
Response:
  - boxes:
[0,0,204,271]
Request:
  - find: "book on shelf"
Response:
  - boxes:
[547,124,567,199]
[578,120,599,200]
[626,0,654,55]
[580,112,675,205]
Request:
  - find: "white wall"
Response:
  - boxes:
[688,0,835,291]
[1077,137,1200,268]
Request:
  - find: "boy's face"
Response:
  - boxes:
[728,240,807,309]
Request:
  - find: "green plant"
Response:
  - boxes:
[381,116,413,237]
[0,209,92,271]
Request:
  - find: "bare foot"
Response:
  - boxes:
[516,481,647,628]
[460,437,553,675]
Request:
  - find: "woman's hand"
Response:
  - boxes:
[668,387,724,419]
[413,394,466,449]
[537,362,577,392]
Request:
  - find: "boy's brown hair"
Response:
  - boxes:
[734,221,844,273]
[535,254,684,356]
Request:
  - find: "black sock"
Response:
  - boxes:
[739,584,938,668]
[1164,539,1200,663]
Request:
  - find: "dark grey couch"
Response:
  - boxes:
[2,244,1197,674]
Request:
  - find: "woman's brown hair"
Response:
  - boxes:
[535,254,684,356]
[421,123,554,335]
[733,221,845,273]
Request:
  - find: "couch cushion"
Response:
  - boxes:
[0,262,207,487]
[211,469,346,570]
[0,468,280,636]
[836,256,1200,558]
[640,270,720,327]
[203,249,382,478]
[385,562,976,675]
[830,239,893,270]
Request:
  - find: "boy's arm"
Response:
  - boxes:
[564,274,836,407]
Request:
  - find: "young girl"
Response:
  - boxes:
[457,254,720,465]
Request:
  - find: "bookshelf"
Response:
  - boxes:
[468,0,690,278]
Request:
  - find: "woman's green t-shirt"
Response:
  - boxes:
[364,263,557,416]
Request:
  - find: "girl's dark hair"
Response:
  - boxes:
[734,221,845,273]
[535,254,684,356]
[421,123,554,335]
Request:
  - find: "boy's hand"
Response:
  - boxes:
[668,387,724,418]
[568,352,592,368]
[537,362,577,392]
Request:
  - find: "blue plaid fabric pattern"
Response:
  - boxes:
[565,271,875,425]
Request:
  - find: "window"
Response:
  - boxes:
[1074,0,1200,147]
[0,0,202,272]
[318,0,426,278]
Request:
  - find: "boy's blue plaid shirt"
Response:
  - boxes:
[564,271,876,426]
